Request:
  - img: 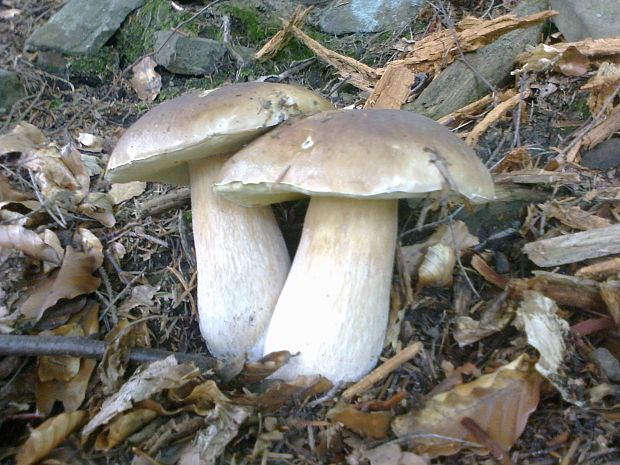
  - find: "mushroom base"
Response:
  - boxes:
[189,154,291,362]
[263,197,398,383]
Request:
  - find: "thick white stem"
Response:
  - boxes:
[189,155,290,361]
[263,197,398,383]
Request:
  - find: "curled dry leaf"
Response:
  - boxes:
[37,323,84,382]
[77,192,116,227]
[20,246,101,322]
[392,355,542,457]
[95,408,158,450]
[82,356,200,437]
[108,181,147,205]
[237,350,293,385]
[130,56,162,102]
[363,442,429,465]
[36,300,100,415]
[0,122,45,156]
[0,173,32,202]
[417,243,456,289]
[0,225,60,264]
[327,402,393,439]
[0,199,44,227]
[15,410,86,465]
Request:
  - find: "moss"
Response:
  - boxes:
[116,0,208,67]
[220,3,280,44]
[68,46,119,85]
[573,96,591,119]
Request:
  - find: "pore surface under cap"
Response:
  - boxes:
[106,82,332,184]
[214,109,495,205]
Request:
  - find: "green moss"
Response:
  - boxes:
[573,96,591,119]
[220,3,280,44]
[69,46,118,85]
[116,0,208,67]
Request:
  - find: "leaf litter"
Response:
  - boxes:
[1,1,620,464]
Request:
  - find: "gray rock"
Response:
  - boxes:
[581,138,620,170]
[26,0,146,55]
[319,0,424,35]
[404,0,548,120]
[154,31,226,76]
[550,0,620,42]
[0,70,25,115]
[590,348,620,382]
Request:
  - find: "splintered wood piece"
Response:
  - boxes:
[255,6,312,61]
[438,94,495,125]
[493,169,579,185]
[364,64,416,109]
[465,88,529,146]
[377,10,556,75]
[523,224,620,267]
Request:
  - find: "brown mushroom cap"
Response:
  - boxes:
[106,82,333,185]
[214,109,495,205]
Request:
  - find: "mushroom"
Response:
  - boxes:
[106,82,333,361]
[214,109,495,382]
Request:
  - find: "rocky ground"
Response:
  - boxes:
[0,0,619,464]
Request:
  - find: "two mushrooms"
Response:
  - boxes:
[107,82,494,383]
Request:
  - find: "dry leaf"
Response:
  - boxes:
[36,300,100,415]
[555,45,590,76]
[177,403,251,465]
[392,355,542,457]
[0,122,45,156]
[76,192,116,227]
[75,228,104,268]
[76,132,103,152]
[0,199,44,227]
[170,380,230,416]
[327,402,393,439]
[0,173,31,202]
[20,246,101,321]
[95,408,158,450]
[0,225,61,263]
[108,181,147,205]
[118,284,159,315]
[130,56,162,102]
[237,351,293,385]
[363,442,429,465]
[82,356,200,437]
[582,62,620,115]
[15,410,86,465]
[37,323,84,382]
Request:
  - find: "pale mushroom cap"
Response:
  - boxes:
[106,82,333,184]
[214,109,495,205]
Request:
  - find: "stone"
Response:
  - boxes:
[153,31,226,76]
[550,0,620,42]
[319,0,424,35]
[590,348,620,382]
[0,69,25,115]
[581,138,620,170]
[26,0,146,55]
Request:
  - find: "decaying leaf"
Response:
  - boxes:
[0,225,60,264]
[363,442,429,465]
[0,173,31,202]
[392,355,542,457]
[177,403,251,465]
[0,122,45,156]
[236,351,293,385]
[20,246,101,322]
[108,181,147,205]
[130,56,162,102]
[95,408,158,450]
[36,300,100,415]
[0,199,44,227]
[117,284,160,316]
[327,402,392,439]
[20,144,89,209]
[82,356,200,437]
[37,323,84,382]
[75,228,104,269]
[77,192,116,227]
[15,410,86,465]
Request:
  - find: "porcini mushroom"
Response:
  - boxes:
[214,109,495,382]
[106,82,333,361]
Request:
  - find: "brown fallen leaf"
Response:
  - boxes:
[392,355,542,457]
[20,246,101,322]
[0,122,45,156]
[0,225,61,264]
[37,323,84,382]
[236,350,293,385]
[363,442,429,465]
[15,410,86,465]
[130,56,162,102]
[328,402,393,440]
[95,408,158,450]
[36,300,100,415]
[0,173,32,202]
[108,181,147,205]
[77,192,116,227]
[0,199,45,227]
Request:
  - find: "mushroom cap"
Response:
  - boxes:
[106,82,333,184]
[214,109,495,205]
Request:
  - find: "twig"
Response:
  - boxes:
[461,417,514,465]
[0,334,219,372]
[341,342,422,401]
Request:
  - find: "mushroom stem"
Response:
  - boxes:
[263,197,398,383]
[189,154,291,361]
